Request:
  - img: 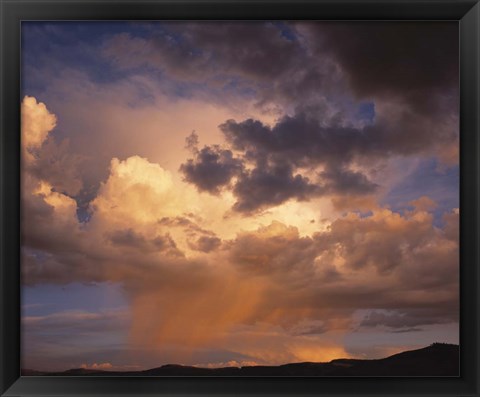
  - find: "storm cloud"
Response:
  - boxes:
[180,144,243,194]
[299,22,459,113]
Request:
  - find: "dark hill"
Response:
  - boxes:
[23,343,459,377]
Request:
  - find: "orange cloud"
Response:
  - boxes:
[21,96,56,154]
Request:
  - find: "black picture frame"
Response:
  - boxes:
[1,0,479,396]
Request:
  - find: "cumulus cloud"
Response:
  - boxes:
[180,145,243,194]
[232,161,320,213]
[181,113,385,212]
[21,96,83,196]
[198,102,454,211]
[221,109,454,167]
[21,96,57,153]
[180,115,381,212]
[91,156,190,225]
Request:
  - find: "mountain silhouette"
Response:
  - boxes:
[22,343,459,377]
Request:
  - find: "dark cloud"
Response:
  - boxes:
[184,99,452,211]
[211,98,455,211]
[320,166,378,195]
[301,22,459,114]
[182,22,302,81]
[220,115,366,166]
[105,22,302,84]
[232,161,320,213]
[181,113,385,213]
[184,130,199,152]
[180,145,243,194]
[221,108,454,166]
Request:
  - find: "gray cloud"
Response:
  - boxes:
[221,107,454,166]
[299,22,459,114]
[232,160,320,213]
[104,21,457,124]
[181,113,386,212]
[320,166,378,195]
[204,100,454,211]
[180,145,243,194]
[104,22,303,85]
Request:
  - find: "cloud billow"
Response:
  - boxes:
[232,160,320,213]
[180,114,382,213]
[180,145,243,194]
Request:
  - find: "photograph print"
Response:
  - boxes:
[21,21,460,376]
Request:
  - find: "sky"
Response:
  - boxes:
[20,21,459,372]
